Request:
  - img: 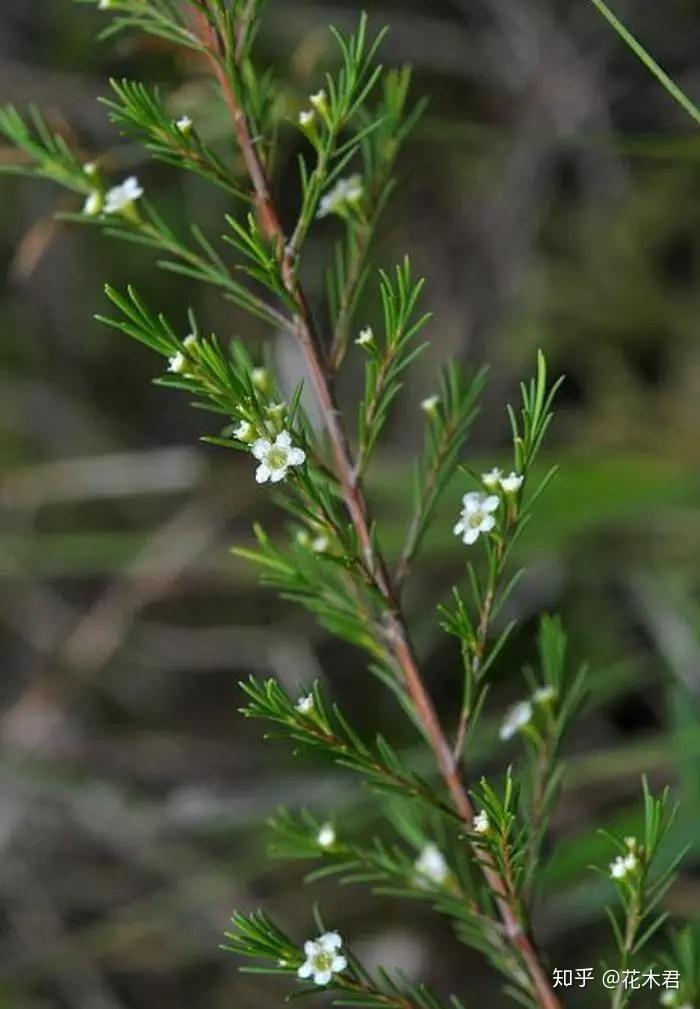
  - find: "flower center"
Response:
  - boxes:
[467,510,485,528]
[267,447,288,470]
[312,951,334,972]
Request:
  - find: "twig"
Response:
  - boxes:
[191,9,561,1007]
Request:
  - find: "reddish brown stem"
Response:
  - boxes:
[193,11,562,1008]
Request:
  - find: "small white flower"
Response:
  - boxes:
[453,492,500,546]
[421,395,440,417]
[481,467,502,490]
[168,351,187,374]
[176,114,193,133]
[299,109,315,128]
[183,333,197,350]
[356,326,374,348]
[265,401,286,422]
[609,855,628,879]
[104,175,143,214]
[499,700,533,741]
[83,191,102,216]
[297,931,347,987]
[473,810,490,835]
[234,420,253,442]
[624,836,638,851]
[533,685,556,705]
[317,175,363,219]
[317,823,336,848]
[251,367,269,391]
[98,0,113,8]
[312,535,329,554]
[414,843,449,887]
[660,996,676,1008]
[500,471,524,494]
[251,430,306,484]
[610,852,638,880]
[310,89,328,113]
[295,694,314,715]
[83,161,98,177]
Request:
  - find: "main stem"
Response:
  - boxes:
[194,13,562,1008]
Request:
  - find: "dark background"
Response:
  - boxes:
[1,2,699,1007]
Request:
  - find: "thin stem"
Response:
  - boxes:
[191,10,562,1007]
[588,0,700,127]
[452,537,506,760]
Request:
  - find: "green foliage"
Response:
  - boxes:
[357,258,431,471]
[0,106,91,193]
[239,677,456,819]
[102,79,246,197]
[0,2,694,1008]
[589,0,700,126]
[601,781,685,1009]
[225,908,468,1009]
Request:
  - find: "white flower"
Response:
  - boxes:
[251,430,306,484]
[624,836,637,851]
[356,326,374,348]
[312,535,329,554]
[610,852,638,880]
[499,700,533,741]
[473,810,490,835]
[251,367,269,391]
[533,685,556,705]
[500,471,524,494]
[83,191,102,216]
[183,333,197,350]
[421,395,440,417]
[295,694,314,715]
[297,931,347,986]
[168,352,187,374]
[104,175,143,214]
[414,843,449,887]
[453,492,499,546]
[317,175,363,219]
[299,109,315,128]
[234,420,253,442]
[317,823,336,848]
[310,89,328,113]
[176,114,193,133]
[83,161,98,177]
[481,467,502,490]
[98,0,113,8]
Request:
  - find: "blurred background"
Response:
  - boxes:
[1,1,699,1007]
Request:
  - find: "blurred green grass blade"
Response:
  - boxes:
[589,0,700,126]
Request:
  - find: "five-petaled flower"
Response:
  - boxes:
[104,176,144,215]
[454,492,499,545]
[251,430,306,483]
[298,931,347,986]
[414,843,449,887]
[499,700,533,740]
[317,175,363,218]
